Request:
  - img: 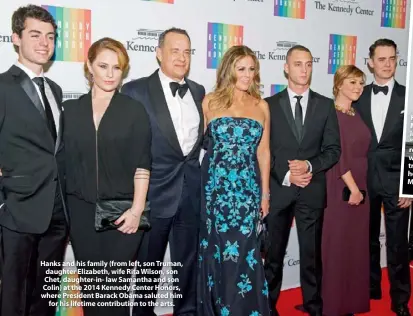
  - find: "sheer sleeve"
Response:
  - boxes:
[334,113,351,178]
[131,103,152,171]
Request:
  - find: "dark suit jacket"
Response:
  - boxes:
[265,89,341,209]
[63,91,151,203]
[121,70,205,218]
[0,65,66,234]
[354,81,405,196]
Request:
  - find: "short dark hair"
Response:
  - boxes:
[12,5,57,37]
[158,27,191,47]
[369,38,397,58]
[286,45,312,60]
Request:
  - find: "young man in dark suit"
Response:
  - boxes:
[354,38,411,316]
[0,5,68,316]
[264,45,341,316]
[122,28,205,316]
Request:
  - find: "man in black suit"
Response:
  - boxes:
[264,45,341,316]
[354,38,411,316]
[121,28,205,316]
[0,5,68,316]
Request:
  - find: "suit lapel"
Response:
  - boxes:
[302,90,318,141]
[10,65,46,121]
[10,65,55,152]
[380,81,402,143]
[148,71,183,157]
[45,78,63,154]
[279,90,299,141]
[186,80,203,158]
[358,84,378,145]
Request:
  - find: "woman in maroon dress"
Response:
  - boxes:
[321,65,371,316]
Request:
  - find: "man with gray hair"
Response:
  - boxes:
[122,27,205,316]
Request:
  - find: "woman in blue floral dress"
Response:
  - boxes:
[197,45,271,316]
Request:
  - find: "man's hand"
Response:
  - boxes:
[398,197,412,209]
[290,173,312,188]
[288,160,309,176]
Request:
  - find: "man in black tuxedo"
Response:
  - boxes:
[122,28,205,316]
[0,5,68,316]
[354,38,411,316]
[264,45,341,316]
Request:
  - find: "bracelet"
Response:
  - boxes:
[262,193,270,200]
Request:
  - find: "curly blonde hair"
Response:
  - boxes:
[208,45,261,111]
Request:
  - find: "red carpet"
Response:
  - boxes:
[161,267,412,316]
[277,267,413,315]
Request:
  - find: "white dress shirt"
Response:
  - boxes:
[371,78,394,142]
[15,61,60,134]
[158,69,199,156]
[283,87,312,186]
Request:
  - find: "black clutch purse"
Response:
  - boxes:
[95,200,151,232]
[257,216,270,254]
[342,187,366,204]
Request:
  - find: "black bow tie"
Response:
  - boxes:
[170,82,189,98]
[372,84,389,95]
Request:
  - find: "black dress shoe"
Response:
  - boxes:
[392,305,411,316]
[370,289,382,300]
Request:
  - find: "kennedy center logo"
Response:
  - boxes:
[274,0,305,19]
[271,84,287,95]
[207,23,244,69]
[42,6,91,62]
[381,0,406,28]
[328,34,357,74]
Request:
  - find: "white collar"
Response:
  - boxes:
[373,77,395,90]
[158,68,185,85]
[287,86,310,100]
[15,61,44,80]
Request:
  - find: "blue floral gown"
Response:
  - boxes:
[197,117,270,316]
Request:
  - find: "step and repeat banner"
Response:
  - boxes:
[0,0,410,315]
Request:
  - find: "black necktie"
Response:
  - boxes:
[294,95,303,140]
[33,77,57,143]
[170,82,189,98]
[372,84,389,95]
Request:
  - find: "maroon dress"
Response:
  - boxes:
[321,110,371,316]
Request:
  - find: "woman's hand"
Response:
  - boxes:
[115,208,141,234]
[348,190,364,206]
[261,199,269,218]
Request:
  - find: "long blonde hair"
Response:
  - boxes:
[208,45,261,111]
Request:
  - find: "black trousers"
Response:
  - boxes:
[67,195,144,316]
[264,200,323,315]
[0,188,68,316]
[133,181,199,316]
[369,174,411,307]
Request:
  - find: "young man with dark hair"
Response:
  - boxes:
[354,38,411,316]
[0,5,68,316]
[264,45,341,316]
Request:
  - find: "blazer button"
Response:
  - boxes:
[53,177,58,181]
